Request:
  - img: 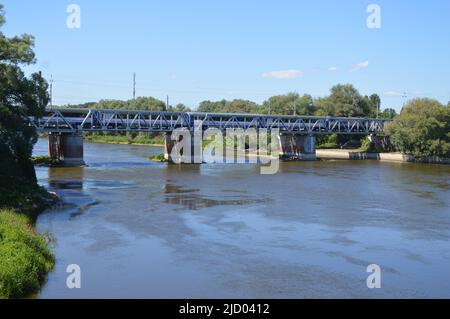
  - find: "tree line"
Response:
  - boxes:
[63,84,397,119]
[63,90,449,158]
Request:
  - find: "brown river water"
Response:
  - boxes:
[33,138,450,298]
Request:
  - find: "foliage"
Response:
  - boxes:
[379,108,397,119]
[360,136,377,153]
[0,4,49,209]
[0,210,55,299]
[197,99,260,114]
[62,96,167,111]
[315,84,377,117]
[148,153,165,162]
[58,84,391,122]
[385,98,450,158]
[168,103,191,112]
[262,93,314,115]
[31,156,61,166]
[316,134,339,149]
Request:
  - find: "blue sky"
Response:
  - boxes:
[1,0,450,111]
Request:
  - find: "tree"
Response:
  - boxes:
[197,99,260,114]
[380,108,397,119]
[295,94,315,115]
[368,94,381,117]
[171,103,191,112]
[128,97,166,111]
[262,93,315,115]
[224,99,259,114]
[0,4,49,207]
[315,84,375,117]
[197,100,227,113]
[93,97,166,111]
[385,98,450,158]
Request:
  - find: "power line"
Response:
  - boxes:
[49,76,292,95]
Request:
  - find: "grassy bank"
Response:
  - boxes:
[84,133,164,146]
[0,210,55,299]
[31,156,62,167]
[0,176,58,299]
[149,153,166,162]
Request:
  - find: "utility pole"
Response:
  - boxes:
[401,92,408,113]
[376,99,380,119]
[166,95,169,110]
[49,74,53,108]
[133,73,136,100]
[293,101,296,116]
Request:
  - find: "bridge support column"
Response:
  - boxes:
[278,134,316,161]
[164,131,203,164]
[164,132,176,162]
[48,132,85,166]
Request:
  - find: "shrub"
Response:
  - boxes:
[385,99,450,158]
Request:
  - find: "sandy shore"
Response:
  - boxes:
[316,149,450,164]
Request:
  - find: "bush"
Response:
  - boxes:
[149,153,166,162]
[316,134,339,149]
[360,136,377,153]
[0,210,54,299]
[385,99,450,158]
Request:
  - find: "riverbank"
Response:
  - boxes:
[0,175,59,299]
[0,210,55,299]
[316,149,450,164]
[84,134,164,146]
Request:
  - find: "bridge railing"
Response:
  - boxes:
[30,108,390,135]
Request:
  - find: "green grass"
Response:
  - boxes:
[0,210,55,299]
[84,133,164,146]
[148,153,166,162]
[31,156,61,166]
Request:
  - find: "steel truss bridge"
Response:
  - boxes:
[30,108,389,135]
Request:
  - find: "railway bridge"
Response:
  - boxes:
[30,108,390,165]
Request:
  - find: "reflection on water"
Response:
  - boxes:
[164,183,270,210]
[164,184,200,194]
[32,139,450,298]
[48,168,84,190]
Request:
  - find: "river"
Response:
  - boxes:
[33,138,450,298]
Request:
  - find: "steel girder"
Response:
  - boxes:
[30,109,389,135]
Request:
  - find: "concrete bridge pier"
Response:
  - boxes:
[278,134,316,161]
[164,131,203,164]
[48,132,85,166]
